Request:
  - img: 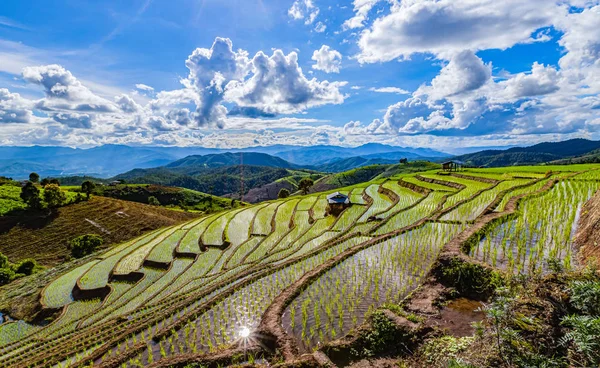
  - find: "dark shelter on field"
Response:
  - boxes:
[326,191,350,216]
[441,160,465,172]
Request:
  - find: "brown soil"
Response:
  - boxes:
[573,188,600,263]
[0,196,198,266]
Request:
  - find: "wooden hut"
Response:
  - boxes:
[326,192,350,216]
[441,160,465,172]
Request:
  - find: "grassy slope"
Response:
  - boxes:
[69,184,238,213]
[0,196,199,267]
[0,182,79,216]
[310,161,440,193]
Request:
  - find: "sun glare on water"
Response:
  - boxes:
[239,326,251,339]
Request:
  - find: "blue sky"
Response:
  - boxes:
[0,0,599,152]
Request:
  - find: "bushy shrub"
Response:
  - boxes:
[14,258,37,275]
[148,196,161,206]
[568,280,600,316]
[70,234,103,258]
[0,268,15,285]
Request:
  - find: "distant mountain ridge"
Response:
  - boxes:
[166,152,298,169]
[454,139,600,167]
[0,143,448,178]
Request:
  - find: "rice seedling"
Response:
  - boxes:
[284,223,463,351]
[471,180,599,275]
[41,260,100,308]
[358,185,394,222]
[113,227,179,275]
[441,179,532,222]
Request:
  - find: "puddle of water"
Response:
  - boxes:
[434,298,485,337]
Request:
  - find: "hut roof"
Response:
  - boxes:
[442,160,465,165]
[326,192,350,204]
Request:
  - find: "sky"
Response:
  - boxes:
[0,0,599,152]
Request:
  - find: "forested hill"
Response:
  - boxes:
[166,152,298,169]
[454,138,600,167]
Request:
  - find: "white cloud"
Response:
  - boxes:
[22,64,116,113]
[369,87,410,94]
[0,88,34,124]
[417,50,492,101]
[135,83,154,92]
[226,47,346,114]
[311,45,342,73]
[51,112,93,129]
[357,0,560,63]
[314,22,327,33]
[497,62,560,99]
[288,0,319,24]
[343,0,383,30]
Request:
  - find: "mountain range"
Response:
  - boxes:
[1,139,600,180]
[0,143,448,178]
[454,139,600,167]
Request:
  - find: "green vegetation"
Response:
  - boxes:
[0,252,39,285]
[84,183,238,213]
[70,234,104,259]
[0,163,599,368]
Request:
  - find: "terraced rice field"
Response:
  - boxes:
[1,164,599,367]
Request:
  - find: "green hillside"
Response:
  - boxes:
[455,138,600,167]
[1,163,599,368]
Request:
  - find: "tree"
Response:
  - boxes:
[298,178,314,195]
[49,178,60,186]
[40,178,50,187]
[29,172,39,183]
[399,158,409,164]
[148,196,161,206]
[43,184,66,209]
[15,259,37,275]
[20,181,41,209]
[70,234,103,258]
[278,188,290,199]
[81,180,95,199]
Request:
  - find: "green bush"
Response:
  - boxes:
[0,268,15,285]
[15,259,37,275]
[43,184,66,209]
[0,252,8,269]
[568,280,600,316]
[70,234,104,258]
[148,196,161,206]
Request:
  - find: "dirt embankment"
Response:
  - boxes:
[574,188,600,263]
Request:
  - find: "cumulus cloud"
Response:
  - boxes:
[0,88,34,124]
[51,112,93,129]
[182,37,250,127]
[357,0,559,63]
[369,87,410,94]
[417,50,492,101]
[22,64,116,112]
[311,45,342,73]
[497,62,560,99]
[115,94,142,113]
[226,48,346,114]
